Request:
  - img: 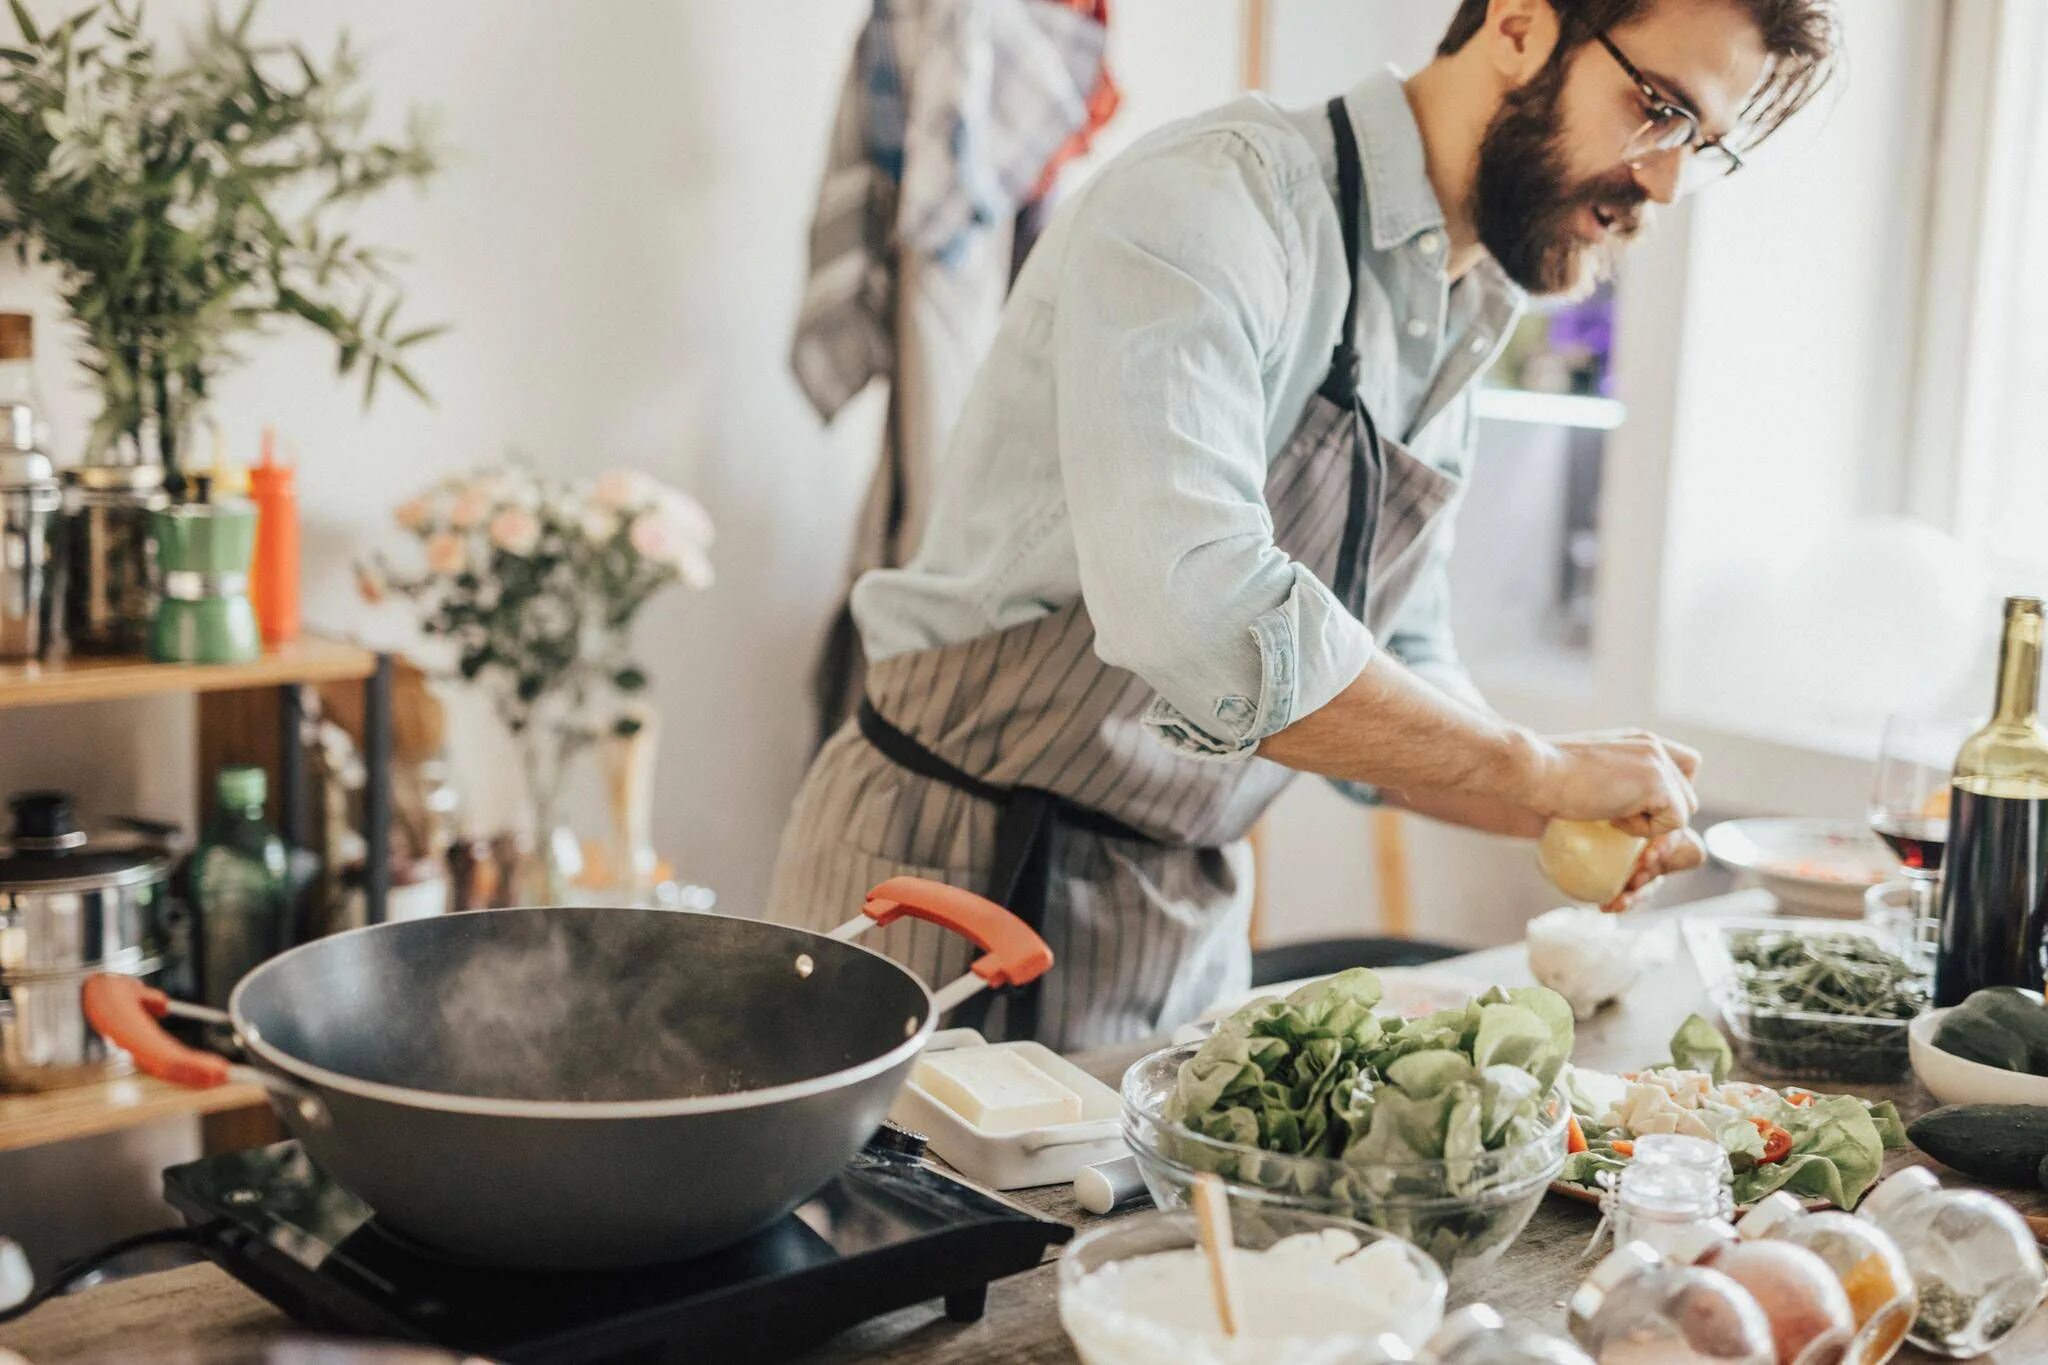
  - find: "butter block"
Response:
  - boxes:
[912,1047,1083,1133]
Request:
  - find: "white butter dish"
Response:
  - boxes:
[889,1029,1124,1190]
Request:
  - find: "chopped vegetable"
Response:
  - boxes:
[1750,1118,1792,1164]
[1566,1113,1588,1154]
[1721,928,1928,1082]
[1609,1139,1634,1158]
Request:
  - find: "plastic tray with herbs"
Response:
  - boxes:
[1682,915,1931,1083]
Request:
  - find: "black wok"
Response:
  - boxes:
[84,877,1051,1268]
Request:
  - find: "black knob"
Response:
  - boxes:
[9,790,77,841]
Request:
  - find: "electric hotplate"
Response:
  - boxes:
[162,1135,1069,1364]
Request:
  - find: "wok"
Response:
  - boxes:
[83,877,1051,1268]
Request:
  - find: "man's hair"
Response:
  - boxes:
[1438,0,1838,150]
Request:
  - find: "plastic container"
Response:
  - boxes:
[1058,1205,1446,1365]
[1857,1166,2047,1358]
[248,428,299,645]
[1120,1043,1565,1285]
[1683,917,1926,1083]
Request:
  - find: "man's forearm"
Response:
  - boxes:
[1260,653,1540,806]
[1383,787,1548,838]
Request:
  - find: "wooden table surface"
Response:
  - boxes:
[5,889,2044,1363]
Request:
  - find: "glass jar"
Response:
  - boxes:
[1604,1159,1729,1261]
[1567,1242,1775,1365]
[1736,1192,1915,1364]
[1671,1218,1858,1365]
[1422,1305,1595,1364]
[1857,1166,2048,1358]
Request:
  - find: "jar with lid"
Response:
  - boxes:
[1567,1241,1775,1364]
[1667,1219,1858,1365]
[1857,1165,2047,1357]
[62,461,168,655]
[0,404,61,662]
[1600,1154,1729,1261]
[1736,1191,1914,1364]
[1419,1305,1595,1364]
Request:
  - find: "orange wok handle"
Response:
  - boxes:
[81,974,233,1089]
[853,876,1054,990]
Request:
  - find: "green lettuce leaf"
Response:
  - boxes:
[1665,1015,1734,1083]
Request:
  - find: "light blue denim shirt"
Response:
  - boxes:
[851,69,1525,758]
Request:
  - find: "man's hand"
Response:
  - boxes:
[1517,729,1701,838]
[1601,826,1708,912]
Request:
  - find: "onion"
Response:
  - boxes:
[1538,819,1648,906]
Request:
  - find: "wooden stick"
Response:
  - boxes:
[1191,1172,1239,1337]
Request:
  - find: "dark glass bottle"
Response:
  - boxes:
[191,764,290,1007]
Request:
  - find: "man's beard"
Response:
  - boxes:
[1473,56,1648,297]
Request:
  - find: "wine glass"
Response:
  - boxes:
[1867,714,1969,962]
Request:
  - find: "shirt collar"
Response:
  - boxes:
[1340,69,1528,311]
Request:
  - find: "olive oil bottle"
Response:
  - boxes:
[1935,596,2048,1005]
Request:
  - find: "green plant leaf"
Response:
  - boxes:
[9,0,39,44]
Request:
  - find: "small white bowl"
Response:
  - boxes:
[1909,1008,2048,1106]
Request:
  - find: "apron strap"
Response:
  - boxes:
[856,700,1155,1041]
[1322,95,1384,612]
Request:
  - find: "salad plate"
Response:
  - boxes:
[1702,818,1892,917]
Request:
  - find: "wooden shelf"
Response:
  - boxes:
[0,634,376,711]
[0,1074,268,1154]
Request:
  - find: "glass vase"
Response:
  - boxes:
[517,724,584,905]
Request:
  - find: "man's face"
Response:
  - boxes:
[1474,0,1770,296]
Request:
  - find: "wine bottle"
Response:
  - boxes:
[1935,596,2048,1006]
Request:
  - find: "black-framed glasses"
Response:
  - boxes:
[1593,30,1744,194]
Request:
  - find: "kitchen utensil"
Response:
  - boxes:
[1075,1155,1150,1215]
[83,876,1052,1267]
[61,461,167,655]
[149,499,260,663]
[0,790,172,1090]
[0,404,61,662]
[1191,1172,1240,1336]
[1120,1043,1566,1284]
[154,1134,1067,1362]
[1703,818,1892,917]
[887,1028,1122,1190]
[1909,1008,2048,1107]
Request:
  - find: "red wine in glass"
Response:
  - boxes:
[1870,815,1948,874]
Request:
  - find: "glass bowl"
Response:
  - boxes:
[1120,1043,1566,1286]
[1058,1205,1444,1365]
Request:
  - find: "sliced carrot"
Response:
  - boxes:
[1566,1114,1588,1155]
[1610,1139,1635,1158]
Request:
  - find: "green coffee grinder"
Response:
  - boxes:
[150,497,261,664]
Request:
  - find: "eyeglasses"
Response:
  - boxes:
[1593,30,1744,195]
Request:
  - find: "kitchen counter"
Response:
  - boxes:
[7,889,2047,1363]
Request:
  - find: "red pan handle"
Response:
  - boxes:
[81,974,232,1089]
[859,877,1054,989]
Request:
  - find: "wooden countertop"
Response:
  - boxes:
[6,889,2045,1363]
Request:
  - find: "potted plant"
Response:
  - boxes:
[0,0,441,480]
[366,465,715,902]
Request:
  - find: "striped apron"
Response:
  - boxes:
[766,100,1467,1049]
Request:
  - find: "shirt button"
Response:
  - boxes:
[1468,334,1491,355]
[1405,317,1430,339]
[1417,231,1443,257]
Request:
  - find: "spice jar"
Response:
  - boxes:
[1421,1305,1596,1363]
[1668,1219,1857,1365]
[1737,1192,1914,1364]
[1567,1241,1775,1365]
[1857,1166,2047,1358]
[1603,1157,1729,1261]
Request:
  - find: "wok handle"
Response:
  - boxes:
[837,876,1054,991]
[80,974,233,1089]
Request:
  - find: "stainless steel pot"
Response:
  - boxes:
[1,791,172,1090]
[85,877,1053,1268]
[0,407,61,663]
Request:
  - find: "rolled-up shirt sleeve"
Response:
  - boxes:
[1052,132,1374,760]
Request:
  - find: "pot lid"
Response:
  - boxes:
[0,447,56,491]
[0,790,173,891]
